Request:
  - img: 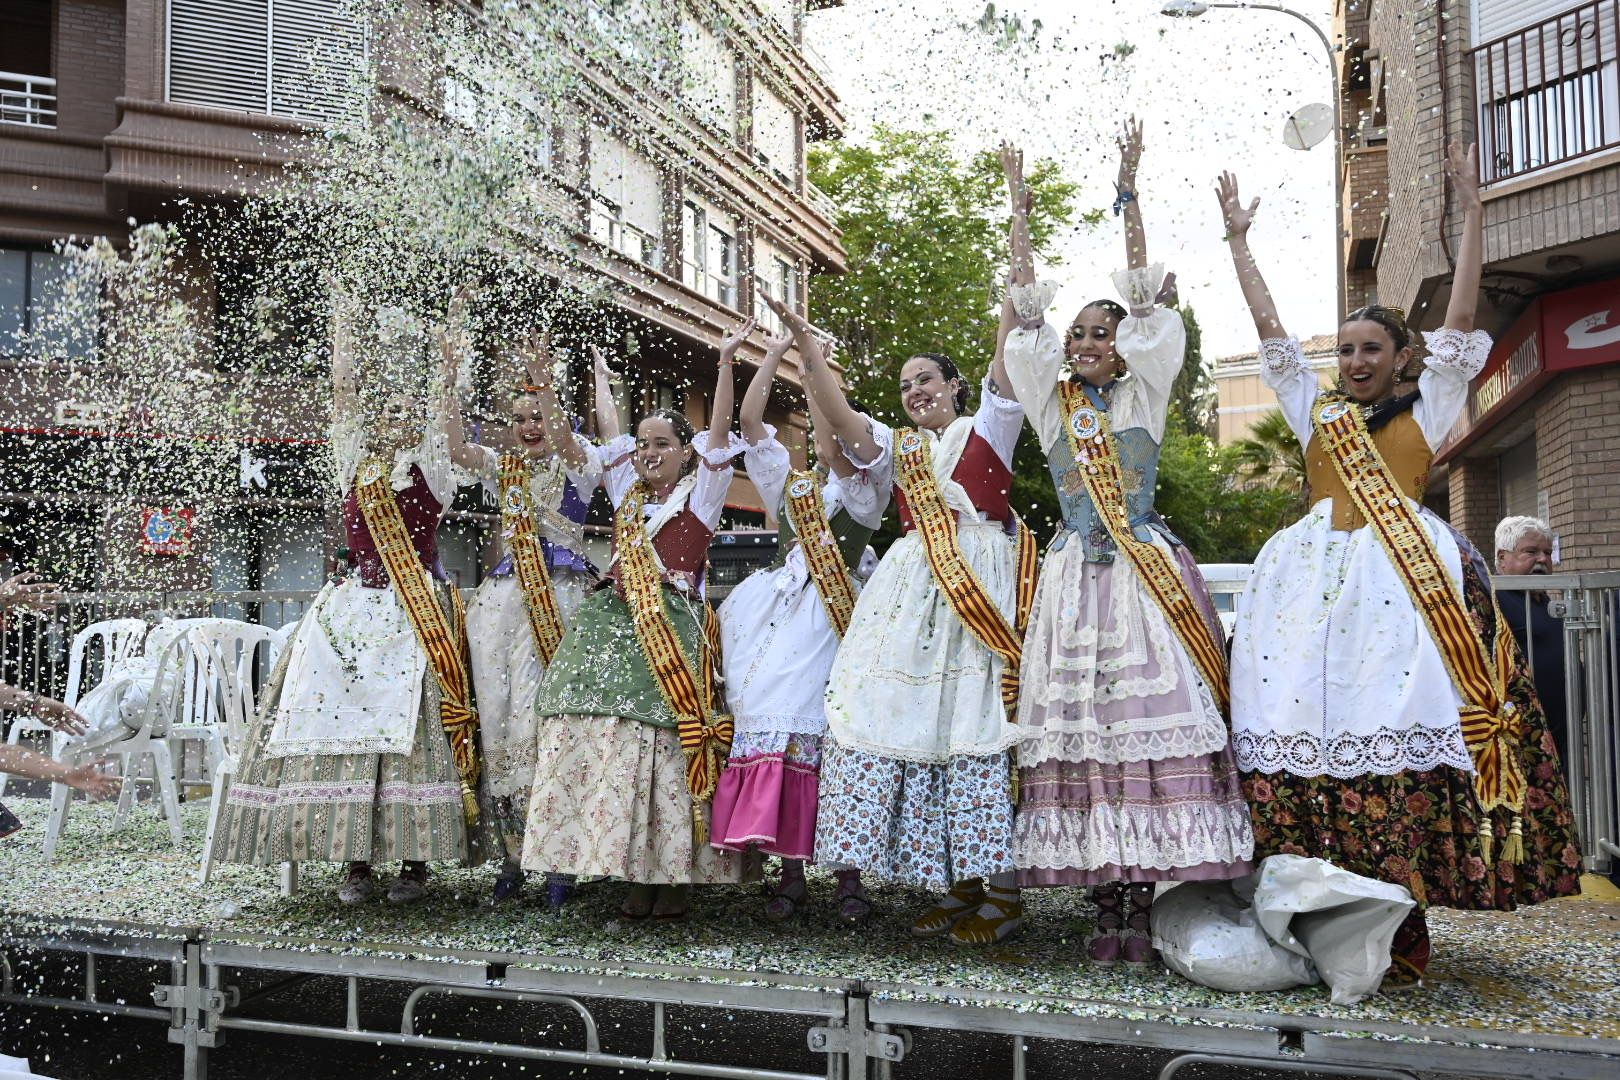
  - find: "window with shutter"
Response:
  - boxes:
[168,0,363,122]
[269,0,366,123]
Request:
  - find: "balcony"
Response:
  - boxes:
[0,70,56,128]
[1473,0,1620,184]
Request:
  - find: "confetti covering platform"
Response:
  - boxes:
[2,798,1619,1080]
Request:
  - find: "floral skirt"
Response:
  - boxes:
[813,739,1015,890]
[1242,542,1582,909]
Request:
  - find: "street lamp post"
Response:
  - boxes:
[1161,0,1346,321]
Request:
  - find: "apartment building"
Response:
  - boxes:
[1337,0,1619,566]
[0,0,846,596]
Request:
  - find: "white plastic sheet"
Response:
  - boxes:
[1152,855,1415,1004]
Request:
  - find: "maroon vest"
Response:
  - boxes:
[343,463,444,589]
[895,429,1014,533]
[606,506,714,595]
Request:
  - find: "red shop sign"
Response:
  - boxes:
[1543,277,1620,372]
[140,507,195,556]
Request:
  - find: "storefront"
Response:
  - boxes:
[1436,277,1620,567]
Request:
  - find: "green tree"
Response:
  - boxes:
[1231,408,1311,519]
[1168,303,1216,437]
[1155,409,1297,563]
[808,125,1095,539]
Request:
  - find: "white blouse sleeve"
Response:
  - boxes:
[594,433,639,509]
[453,443,501,500]
[1414,328,1492,448]
[407,427,460,510]
[1112,266,1185,445]
[972,374,1025,469]
[1259,338,1322,451]
[836,417,896,493]
[688,430,747,529]
[565,432,605,495]
[331,414,364,495]
[742,426,791,516]
[1004,280,1066,455]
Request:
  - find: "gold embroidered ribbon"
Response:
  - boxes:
[499,453,567,667]
[355,456,480,826]
[1056,382,1231,715]
[1312,396,1525,863]
[894,429,1038,717]
[614,479,732,845]
[782,470,858,638]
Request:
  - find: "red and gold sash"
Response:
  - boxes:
[614,479,732,844]
[355,456,480,826]
[499,453,567,667]
[782,470,858,638]
[1056,381,1231,714]
[1312,396,1525,863]
[894,429,1038,716]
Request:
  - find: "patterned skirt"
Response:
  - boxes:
[1241,538,1583,910]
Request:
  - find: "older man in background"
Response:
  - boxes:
[1495,516,1570,770]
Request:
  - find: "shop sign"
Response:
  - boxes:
[237,441,327,500]
[53,401,120,428]
[140,507,195,556]
[1544,278,1620,371]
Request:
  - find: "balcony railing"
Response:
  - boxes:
[1473,0,1620,183]
[805,180,837,222]
[0,70,57,128]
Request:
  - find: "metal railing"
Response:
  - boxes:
[0,70,56,128]
[1473,0,1620,183]
[805,179,838,221]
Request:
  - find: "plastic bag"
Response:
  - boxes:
[1151,879,1317,992]
[1251,855,1415,1005]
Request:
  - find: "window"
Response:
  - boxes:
[682,199,737,308]
[681,12,737,134]
[753,244,799,334]
[0,0,54,128]
[213,257,324,374]
[209,510,326,622]
[0,248,97,361]
[751,77,798,183]
[167,0,365,123]
[441,71,553,170]
[585,0,676,78]
[588,130,664,267]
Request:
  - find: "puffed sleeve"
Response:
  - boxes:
[566,432,605,496]
[593,433,638,508]
[453,443,501,499]
[972,374,1025,469]
[331,414,364,495]
[836,416,896,492]
[742,426,791,516]
[1414,328,1492,449]
[1259,338,1322,451]
[409,427,460,510]
[688,429,748,529]
[1003,280,1066,455]
[1111,265,1185,444]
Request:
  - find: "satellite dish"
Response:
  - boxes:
[1283,103,1335,150]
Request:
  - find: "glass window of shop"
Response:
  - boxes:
[0,248,97,361]
[1498,434,1541,519]
[209,510,327,625]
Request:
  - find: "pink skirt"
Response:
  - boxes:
[710,732,821,860]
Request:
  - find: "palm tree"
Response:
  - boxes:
[1232,409,1310,517]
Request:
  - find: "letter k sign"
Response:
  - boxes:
[240,447,268,490]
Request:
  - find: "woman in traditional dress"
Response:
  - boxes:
[214,294,479,904]
[443,319,606,905]
[1000,126,1254,967]
[792,285,1032,946]
[710,303,886,923]
[1219,142,1581,982]
[521,322,759,921]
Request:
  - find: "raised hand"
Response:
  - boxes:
[1445,139,1482,217]
[590,344,617,381]
[1117,115,1144,190]
[763,324,793,358]
[521,330,559,390]
[65,762,120,800]
[0,571,63,613]
[1217,171,1260,241]
[998,141,1029,213]
[719,316,757,361]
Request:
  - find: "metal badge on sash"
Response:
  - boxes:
[1069,405,1102,441]
[1318,401,1351,423]
[898,431,924,455]
[789,476,816,499]
[360,460,384,486]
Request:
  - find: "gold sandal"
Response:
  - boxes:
[911,878,985,939]
[949,892,1025,946]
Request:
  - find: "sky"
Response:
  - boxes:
[804,0,1341,360]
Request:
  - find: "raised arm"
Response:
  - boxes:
[1217,172,1287,340]
[741,326,790,445]
[711,317,752,447]
[991,141,1029,403]
[437,287,484,472]
[590,344,625,441]
[1443,140,1484,332]
[1118,116,1147,272]
[762,293,874,461]
[520,333,590,472]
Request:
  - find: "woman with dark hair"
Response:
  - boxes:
[1219,141,1580,984]
[785,283,1033,946]
[709,312,887,923]
[520,321,758,922]
[443,316,607,905]
[1000,123,1253,968]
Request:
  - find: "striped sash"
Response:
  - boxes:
[1056,381,1230,714]
[1312,396,1525,862]
[355,456,480,826]
[782,470,858,638]
[498,453,567,667]
[614,480,732,845]
[894,429,1038,716]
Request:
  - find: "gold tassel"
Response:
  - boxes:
[1479,814,1494,867]
[691,801,709,848]
[461,782,480,827]
[1499,814,1525,865]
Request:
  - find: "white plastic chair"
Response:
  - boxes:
[43,625,194,858]
[195,622,276,885]
[0,617,146,799]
